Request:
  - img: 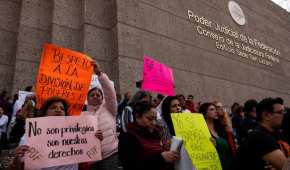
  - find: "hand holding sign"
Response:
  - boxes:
[15,145,29,158]
[95,130,103,141]
[91,60,102,76]
[161,151,180,163]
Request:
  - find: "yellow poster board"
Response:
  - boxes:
[171,113,222,170]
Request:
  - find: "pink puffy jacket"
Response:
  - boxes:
[82,73,118,159]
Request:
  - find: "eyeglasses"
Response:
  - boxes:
[272,110,287,115]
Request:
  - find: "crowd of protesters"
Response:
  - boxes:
[0,60,289,170]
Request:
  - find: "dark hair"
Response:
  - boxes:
[243,99,258,114]
[24,86,33,92]
[124,91,131,99]
[282,108,290,143]
[39,97,69,116]
[88,87,103,99]
[0,90,7,97]
[128,91,151,107]
[157,94,165,100]
[176,94,185,100]
[199,102,227,138]
[136,80,142,88]
[199,102,215,117]
[236,106,244,115]
[187,95,194,99]
[161,96,180,136]
[12,94,18,105]
[257,97,284,122]
[231,102,240,113]
[132,101,153,118]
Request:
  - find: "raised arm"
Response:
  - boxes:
[98,73,117,115]
[92,61,117,115]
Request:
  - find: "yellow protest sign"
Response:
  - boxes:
[171,113,222,170]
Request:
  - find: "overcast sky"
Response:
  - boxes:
[271,0,290,12]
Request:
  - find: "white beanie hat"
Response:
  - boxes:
[89,74,102,90]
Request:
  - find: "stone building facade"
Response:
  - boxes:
[0,0,289,106]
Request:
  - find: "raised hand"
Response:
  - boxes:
[91,60,102,76]
[95,130,103,141]
[15,145,29,158]
[161,151,180,163]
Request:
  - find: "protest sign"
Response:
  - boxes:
[171,113,222,170]
[35,43,93,115]
[170,136,183,152]
[141,55,174,96]
[12,91,35,121]
[18,91,35,106]
[175,146,196,170]
[24,116,101,169]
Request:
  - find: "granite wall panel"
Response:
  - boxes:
[0,0,20,92]
[116,0,290,104]
[0,0,289,106]
[12,0,53,93]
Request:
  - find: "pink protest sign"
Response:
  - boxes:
[24,116,101,169]
[142,56,175,96]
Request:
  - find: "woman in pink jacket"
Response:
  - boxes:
[82,61,119,170]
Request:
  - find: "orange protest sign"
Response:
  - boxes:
[35,43,93,115]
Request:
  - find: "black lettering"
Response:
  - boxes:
[28,121,42,137]
[65,66,78,78]
[39,74,48,85]
[48,147,83,159]
[52,48,63,63]
[46,128,60,135]
[27,147,42,160]
[86,145,99,159]
[53,64,62,74]
[47,140,60,147]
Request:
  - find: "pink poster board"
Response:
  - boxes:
[142,56,174,96]
[24,116,101,169]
